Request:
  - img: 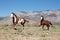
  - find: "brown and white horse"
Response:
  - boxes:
[39,16,53,30]
[10,12,29,30]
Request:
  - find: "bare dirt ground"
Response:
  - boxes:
[0,25,60,40]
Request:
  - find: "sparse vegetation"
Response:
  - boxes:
[0,24,60,40]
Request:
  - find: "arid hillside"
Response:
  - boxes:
[0,9,60,25]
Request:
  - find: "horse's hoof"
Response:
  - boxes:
[14,28,17,30]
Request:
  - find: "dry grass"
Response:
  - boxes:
[0,25,60,40]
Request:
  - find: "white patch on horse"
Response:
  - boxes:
[41,17,43,20]
[18,19,24,23]
[14,16,16,22]
[10,13,13,17]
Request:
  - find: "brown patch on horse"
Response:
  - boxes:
[41,20,51,25]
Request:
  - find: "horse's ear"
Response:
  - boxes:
[41,16,43,17]
[12,12,15,14]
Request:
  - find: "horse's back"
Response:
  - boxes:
[42,20,51,25]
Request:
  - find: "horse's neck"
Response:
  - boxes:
[13,16,17,23]
[12,17,15,24]
[41,18,44,23]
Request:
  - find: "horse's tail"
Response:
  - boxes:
[49,22,55,28]
[49,22,53,27]
[50,22,52,25]
[24,19,29,23]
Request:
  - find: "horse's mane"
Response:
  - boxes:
[12,12,17,18]
[12,12,18,24]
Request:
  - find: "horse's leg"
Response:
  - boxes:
[42,25,44,30]
[22,24,24,30]
[21,22,25,30]
[13,24,17,30]
[21,23,24,30]
[47,25,50,30]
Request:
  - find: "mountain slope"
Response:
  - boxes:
[0,9,60,25]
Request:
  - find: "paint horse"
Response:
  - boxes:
[10,12,29,30]
[39,16,53,30]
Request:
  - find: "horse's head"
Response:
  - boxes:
[10,12,17,18]
[41,16,43,20]
[10,12,14,17]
